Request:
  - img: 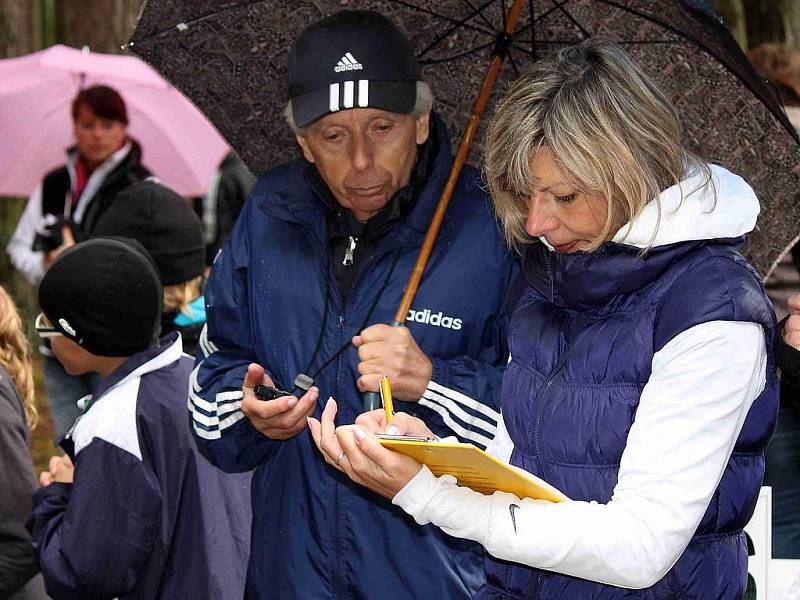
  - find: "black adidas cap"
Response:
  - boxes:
[287,10,422,128]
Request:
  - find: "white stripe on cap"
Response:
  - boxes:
[329,82,340,112]
[345,52,358,64]
[358,80,369,107]
[343,80,354,108]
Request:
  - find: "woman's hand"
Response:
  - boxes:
[43,225,76,268]
[308,398,423,499]
[355,409,435,438]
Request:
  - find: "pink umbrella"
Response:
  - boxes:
[0,44,229,197]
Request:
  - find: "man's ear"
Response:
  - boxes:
[295,134,316,164]
[415,112,431,145]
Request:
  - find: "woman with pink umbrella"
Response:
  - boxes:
[6,84,151,438]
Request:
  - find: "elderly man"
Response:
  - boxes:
[190,10,517,598]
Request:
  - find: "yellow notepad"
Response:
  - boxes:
[378,436,569,503]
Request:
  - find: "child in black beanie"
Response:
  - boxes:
[92,180,208,355]
[28,238,250,600]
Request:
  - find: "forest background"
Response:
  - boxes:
[0,0,797,468]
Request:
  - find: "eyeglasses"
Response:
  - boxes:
[34,313,62,339]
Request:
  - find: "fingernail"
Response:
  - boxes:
[386,425,399,435]
[326,397,335,408]
[287,396,298,408]
[353,426,366,441]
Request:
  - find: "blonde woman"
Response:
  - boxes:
[0,285,46,599]
[310,38,778,599]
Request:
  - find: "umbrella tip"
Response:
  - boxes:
[124,41,134,50]
[176,22,189,32]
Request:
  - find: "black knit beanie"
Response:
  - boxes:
[39,238,163,357]
[93,180,205,285]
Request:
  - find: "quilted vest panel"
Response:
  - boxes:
[481,240,779,600]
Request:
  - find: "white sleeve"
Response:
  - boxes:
[6,185,45,286]
[486,411,514,463]
[393,320,767,589]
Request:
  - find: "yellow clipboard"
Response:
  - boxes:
[378,437,569,503]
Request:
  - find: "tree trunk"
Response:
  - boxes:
[780,0,800,49]
[715,0,748,48]
[55,0,142,54]
[0,0,43,58]
[743,0,785,48]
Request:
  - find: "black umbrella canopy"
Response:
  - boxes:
[130,0,800,278]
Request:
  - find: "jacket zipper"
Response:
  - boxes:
[293,221,347,598]
[526,253,581,593]
[343,236,357,266]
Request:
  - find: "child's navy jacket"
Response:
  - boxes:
[27,333,251,599]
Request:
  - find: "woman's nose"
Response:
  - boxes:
[525,196,558,237]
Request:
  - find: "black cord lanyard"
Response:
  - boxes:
[292,249,403,394]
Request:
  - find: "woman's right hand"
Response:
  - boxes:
[356,409,435,438]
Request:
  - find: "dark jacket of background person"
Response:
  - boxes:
[27,333,251,600]
[0,366,46,600]
[193,151,255,266]
[779,331,800,411]
[189,115,518,599]
[6,141,151,286]
[766,322,800,558]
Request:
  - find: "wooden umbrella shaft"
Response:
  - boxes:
[392,0,526,325]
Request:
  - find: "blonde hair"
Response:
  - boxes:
[163,276,203,316]
[484,37,710,251]
[0,286,37,430]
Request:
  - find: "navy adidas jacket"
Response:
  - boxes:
[27,334,251,600]
[190,115,518,599]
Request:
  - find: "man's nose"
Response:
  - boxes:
[350,134,374,172]
[525,195,558,237]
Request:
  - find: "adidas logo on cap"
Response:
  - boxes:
[335,52,363,73]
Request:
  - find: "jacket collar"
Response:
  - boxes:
[92,332,183,399]
[60,333,183,454]
[524,164,760,310]
[256,112,455,246]
[67,140,140,223]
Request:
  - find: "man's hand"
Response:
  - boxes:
[352,324,432,401]
[39,454,74,486]
[784,294,800,350]
[241,363,319,440]
[43,225,75,268]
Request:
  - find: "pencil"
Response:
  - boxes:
[379,375,394,425]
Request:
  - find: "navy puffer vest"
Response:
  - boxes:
[477,238,779,600]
